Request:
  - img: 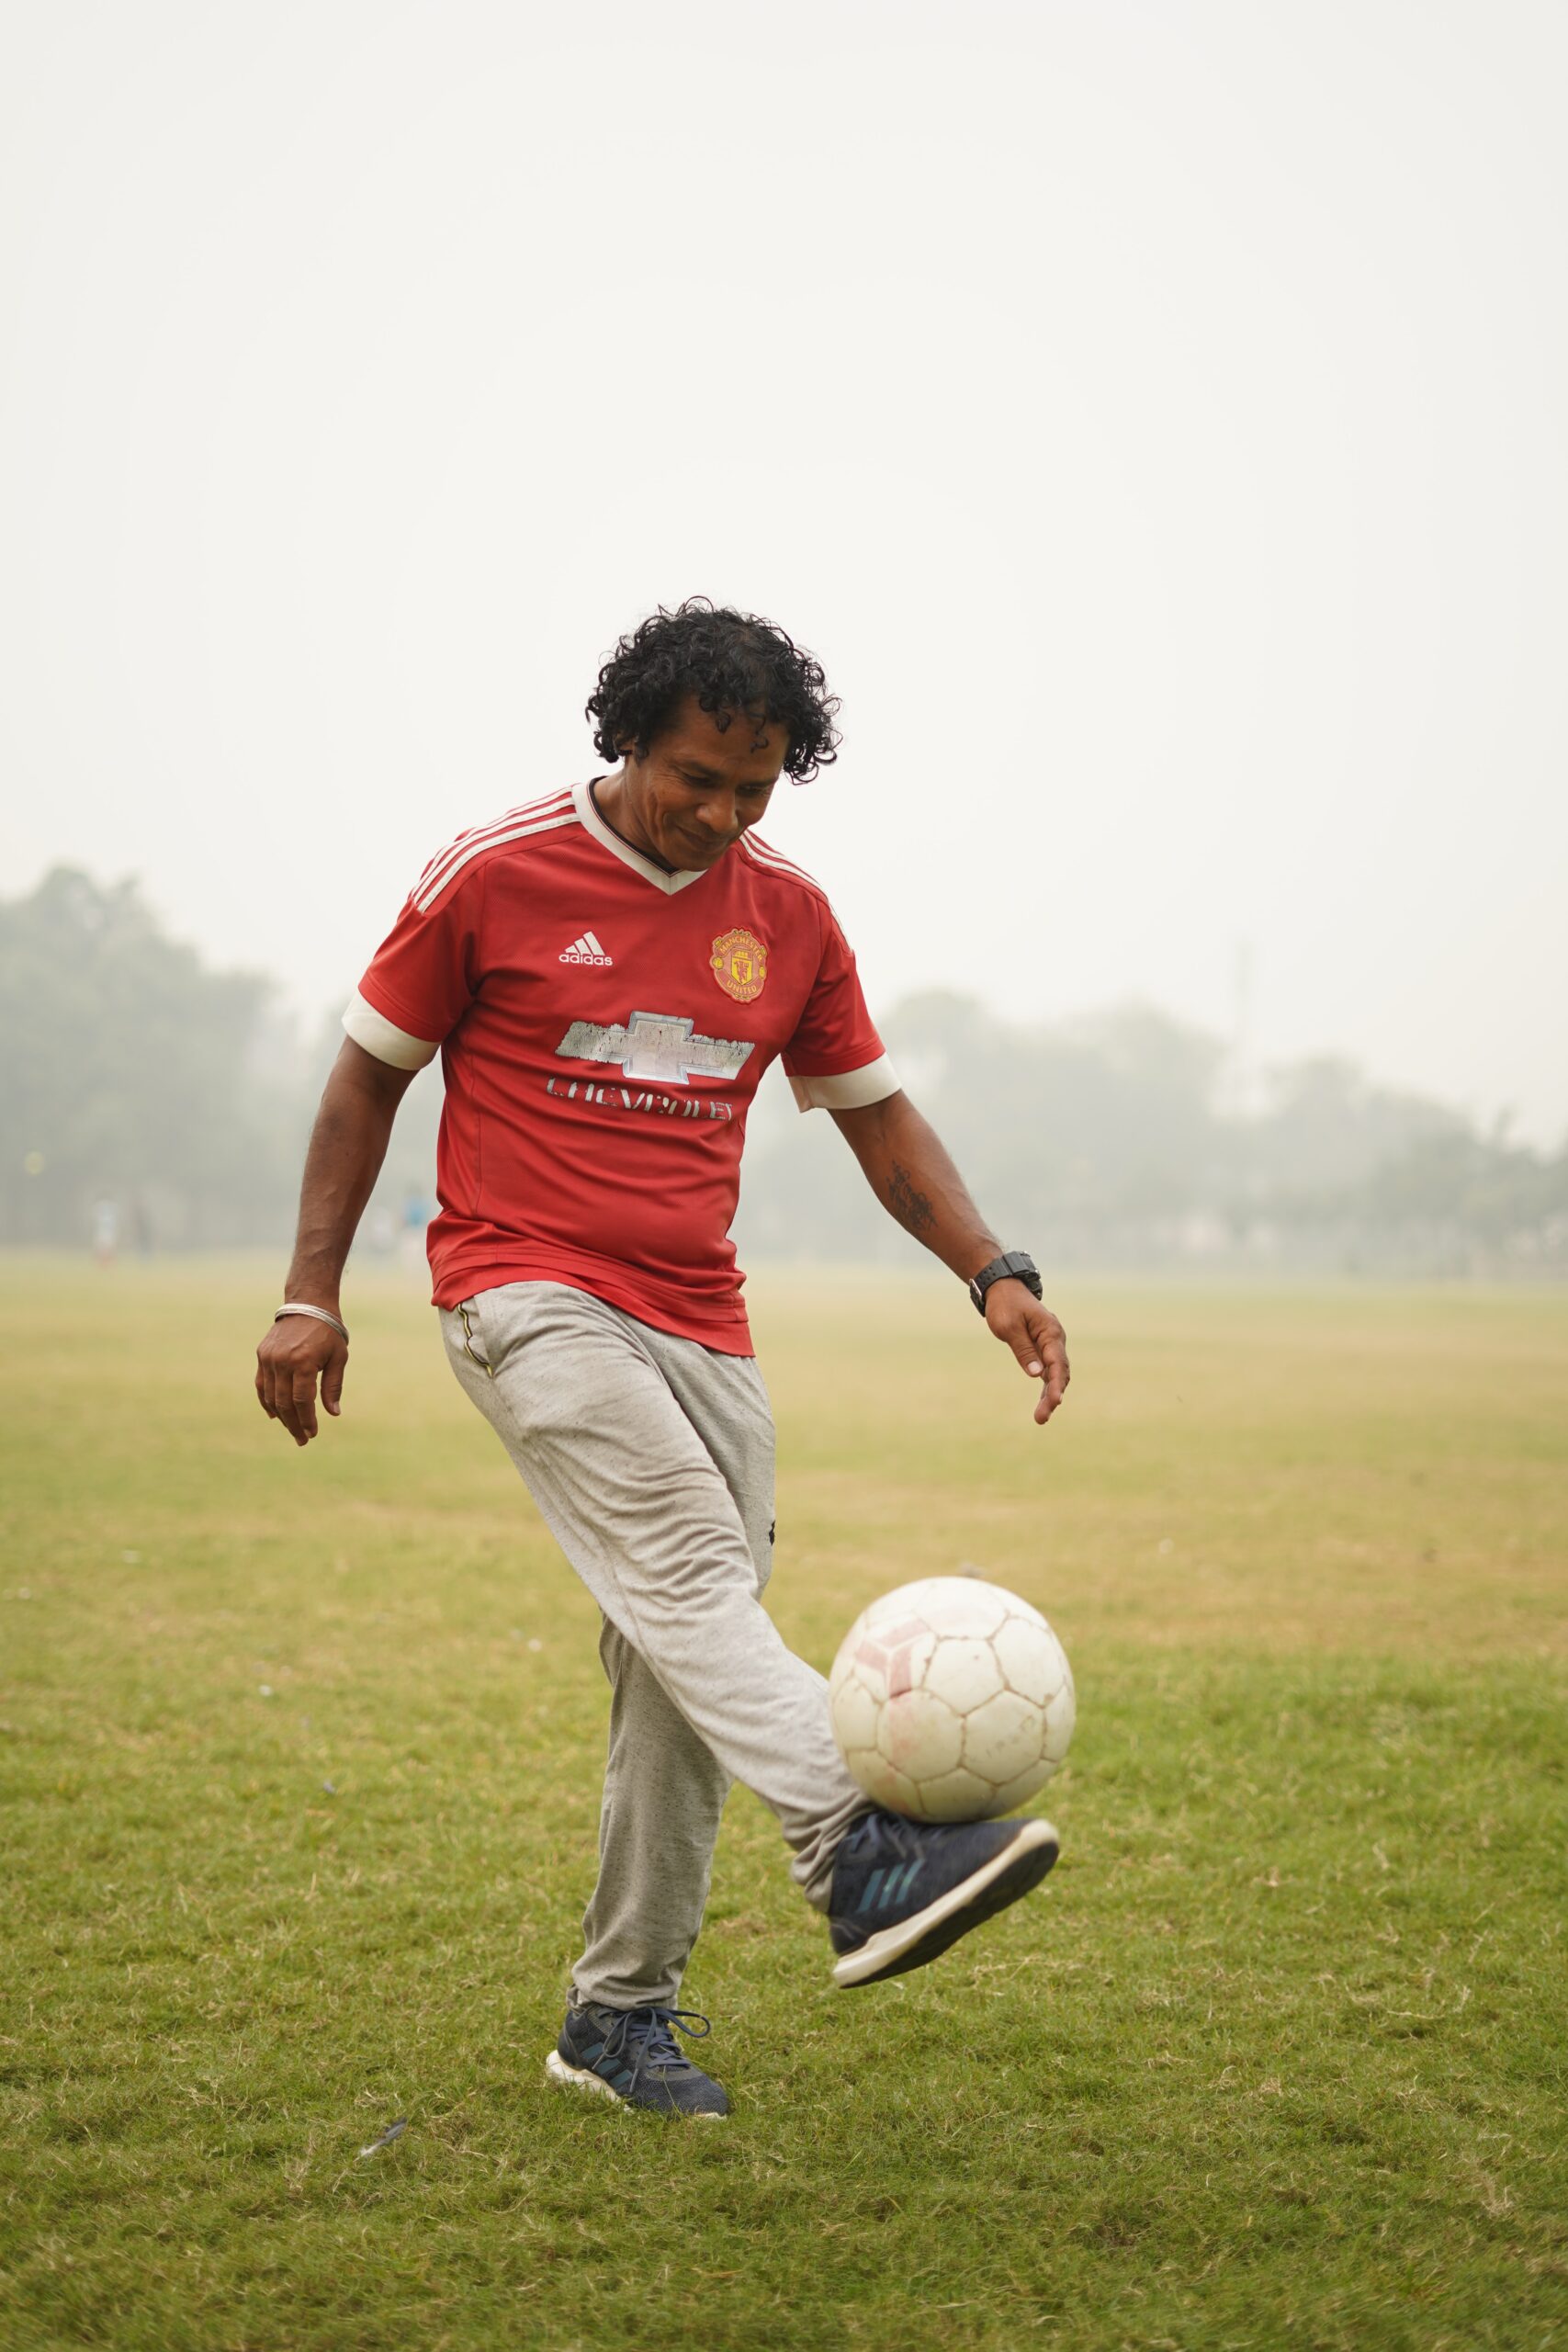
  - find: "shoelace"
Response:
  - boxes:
[597,2005,712,2087]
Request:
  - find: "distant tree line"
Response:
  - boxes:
[4,866,1564,1275]
[0,869,437,1253]
[737,992,1568,1276]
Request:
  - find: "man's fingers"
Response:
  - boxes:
[273,1386,307,1444]
[256,1325,344,1442]
[1035,1322,1070,1421]
[1039,1320,1071,1411]
[290,1368,320,1443]
[1000,1306,1070,1424]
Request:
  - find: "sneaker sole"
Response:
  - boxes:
[831,1816,1060,1989]
[544,2050,728,2120]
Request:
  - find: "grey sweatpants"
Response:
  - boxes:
[440,1280,866,2008]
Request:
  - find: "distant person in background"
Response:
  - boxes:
[91,1197,118,1265]
[399,1187,431,1273]
[254,600,1071,2119]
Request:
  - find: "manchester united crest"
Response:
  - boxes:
[710,926,768,1004]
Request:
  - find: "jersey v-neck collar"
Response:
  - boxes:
[574,778,709,896]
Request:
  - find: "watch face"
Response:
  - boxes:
[971,1254,1039,1310]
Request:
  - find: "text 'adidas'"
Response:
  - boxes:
[559,931,614,967]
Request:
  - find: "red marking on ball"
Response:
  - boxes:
[855,1616,932,1702]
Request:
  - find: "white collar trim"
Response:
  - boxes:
[573,778,708,896]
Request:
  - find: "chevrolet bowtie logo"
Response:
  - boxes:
[555,1012,755,1088]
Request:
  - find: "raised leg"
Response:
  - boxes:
[443,1280,864,1909]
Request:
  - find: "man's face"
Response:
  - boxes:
[619,695,785,872]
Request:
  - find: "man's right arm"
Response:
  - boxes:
[254,1037,419,1447]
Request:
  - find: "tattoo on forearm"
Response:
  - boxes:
[886,1159,937,1238]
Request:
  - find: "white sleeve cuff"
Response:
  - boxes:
[788,1054,900,1114]
[343,989,441,1070]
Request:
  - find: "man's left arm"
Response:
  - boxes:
[830,1090,1070,1427]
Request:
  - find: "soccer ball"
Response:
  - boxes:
[829,1576,1075,1822]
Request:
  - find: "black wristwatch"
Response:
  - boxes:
[968,1250,1043,1315]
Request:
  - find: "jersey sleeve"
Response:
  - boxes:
[342,861,486,1070]
[780,900,899,1114]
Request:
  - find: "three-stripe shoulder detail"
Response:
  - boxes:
[413,789,578,910]
[738,831,837,916]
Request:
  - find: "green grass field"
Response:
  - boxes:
[2,1259,1565,2351]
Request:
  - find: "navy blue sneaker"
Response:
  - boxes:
[546,2000,730,2118]
[829,1810,1059,1988]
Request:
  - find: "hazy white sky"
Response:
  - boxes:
[3,0,1564,1141]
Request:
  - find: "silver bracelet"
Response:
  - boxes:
[275,1302,350,1343]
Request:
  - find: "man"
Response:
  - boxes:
[255,600,1070,2120]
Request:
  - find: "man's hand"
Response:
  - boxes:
[983,1278,1070,1427]
[255,1315,347,1447]
[252,1038,415,1450]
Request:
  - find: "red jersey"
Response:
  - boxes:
[344,779,897,1352]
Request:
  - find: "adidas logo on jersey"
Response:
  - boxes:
[559,930,613,967]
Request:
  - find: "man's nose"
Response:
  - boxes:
[694,791,739,838]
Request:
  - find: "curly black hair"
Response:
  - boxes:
[586,598,840,783]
